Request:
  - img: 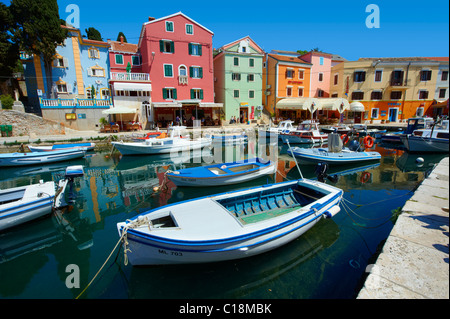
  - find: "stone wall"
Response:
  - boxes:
[0,109,65,137]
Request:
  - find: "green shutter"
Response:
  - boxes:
[170,41,174,53]
[189,66,193,78]
[249,58,254,67]
[173,89,177,99]
[162,88,167,99]
[200,89,203,100]
[199,67,203,79]
[198,45,202,56]
[188,43,192,55]
[159,40,164,52]
[190,89,195,99]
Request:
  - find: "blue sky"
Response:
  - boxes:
[3,0,449,60]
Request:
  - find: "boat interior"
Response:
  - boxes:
[207,163,261,175]
[216,183,329,225]
[0,188,25,206]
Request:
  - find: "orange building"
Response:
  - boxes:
[262,51,312,120]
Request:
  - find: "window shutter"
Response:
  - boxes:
[199,67,203,79]
[87,68,93,76]
[53,59,58,67]
[67,84,72,92]
[188,43,192,55]
[200,89,203,99]
[427,71,432,81]
[159,40,164,52]
[173,89,177,99]
[190,89,194,99]
[189,66,193,78]
[63,58,69,68]
[162,88,167,99]
[198,45,202,56]
[170,41,174,53]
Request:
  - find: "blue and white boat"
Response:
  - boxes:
[166,158,276,187]
[288,147,381,165]
[28,142,95,152]
[117,178,343,265]
[401,119,449,153]
[0,149,85,167]
[206,134,247,144]
[380,117,434,144]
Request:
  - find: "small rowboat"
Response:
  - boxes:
[288,147,381,165]
[0,149,85,167]
[28,142,95,152]
[207,134,247,144]
[117,178,343,265]
[166,158,276,187]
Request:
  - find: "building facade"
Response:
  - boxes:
[23,25,112,130]
[138,12,222,128]
[262,51,313,120]
[213,36,264,123]
[300,51,333,98]
[330,57,443,123]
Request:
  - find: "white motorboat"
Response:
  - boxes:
[401,119,449,153]
[0,149,85,167]
[28,142,95,152]
[280,120,328,144]
[117,178,343,265]
[266,120,295,138]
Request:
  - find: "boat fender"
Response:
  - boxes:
[341,134,349,144]
[360,172,371,184]
[363,136,374,148]
[324,206,340,218]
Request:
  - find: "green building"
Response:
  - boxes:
[213,36,264,123]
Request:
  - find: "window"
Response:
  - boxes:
[159,40,174,53]
[249,58,254,67]
[298,70,304,80]
[233,90,239,98]
[100,88,110,99]
[179,65,187,76]
[231,73,241,81]
[318,89,324,97]
[57,83,67,93]
[166,21,174,32]
[420,70,432,81]
[333,74,339,85]
[371,108,379,119]
[189,66,203,78]
[416,107,425,117]
[53,55,68,68]
[390,91,402,100]
[298,87,304,97]
[442,71,448,81]
[247,74,254,82]
[286,69,294,78]
[115,54,123,64]
[164,64,173,77]
[286,87,292,97]
[189,43,202,56]
[354,71,366,82]
[331,93,338,98]
[418,90,429,99]
[233,57,239,66]
[319,57,324,65]
[375,70,382,82]
[89,67,105,77]
[439,88,447,98]
[318,73,323,82]
[86,87,93,99]
[390,70,404,86]
[249,90,255,98]
[186,24,193,35]
[162,88,177,99]
[190,89,203,100]
[88,47,100,59]
[351,91,364,100]
[371,91,382,100]
[132,55,141,65]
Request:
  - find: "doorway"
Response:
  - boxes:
[388,108,399,122]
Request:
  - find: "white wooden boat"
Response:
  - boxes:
[112,127,211,155]
[266,120,295,139]
[166,158,276,187]
[288,147,381,165]
[0,181,56,231]
[401,119,449,153]
[0,149,85,167]
[281,120,328,144]
[207,134,247,144]
[117,179,343,265]
[28,142,95,152]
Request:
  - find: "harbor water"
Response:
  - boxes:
[0,138,446,299]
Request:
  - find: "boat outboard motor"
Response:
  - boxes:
[314,162,339,183]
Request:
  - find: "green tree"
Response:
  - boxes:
[85,27,102,41]
[116,31,127,43]
[10,0,68,99]
[0,3,19,77]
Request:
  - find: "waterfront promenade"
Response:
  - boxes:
[358,157,449,299]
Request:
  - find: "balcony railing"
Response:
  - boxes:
[179,75,188,85]
[110,72,150,82]
[40,98,112,109]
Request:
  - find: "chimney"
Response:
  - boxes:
[148,16,155,21]
[120,36,124,44]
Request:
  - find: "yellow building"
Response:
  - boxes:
[330,57,443,123]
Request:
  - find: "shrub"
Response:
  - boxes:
[0,94,14,109]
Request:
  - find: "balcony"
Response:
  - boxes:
[110,72,150,82]
[179,75,188,85]
[40,97,112,109]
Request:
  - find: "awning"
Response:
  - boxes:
[276,98,320,113]
[152,102,181,108]
[113,82,152,91]
[350,102,365,112]
[200,102,223,108]
[319,98,350,113]
[102,106,137,114]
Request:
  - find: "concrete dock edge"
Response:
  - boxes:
[357,157,449,299]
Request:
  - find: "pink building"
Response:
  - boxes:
[139,12,222,127]
[300,51,333,98]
